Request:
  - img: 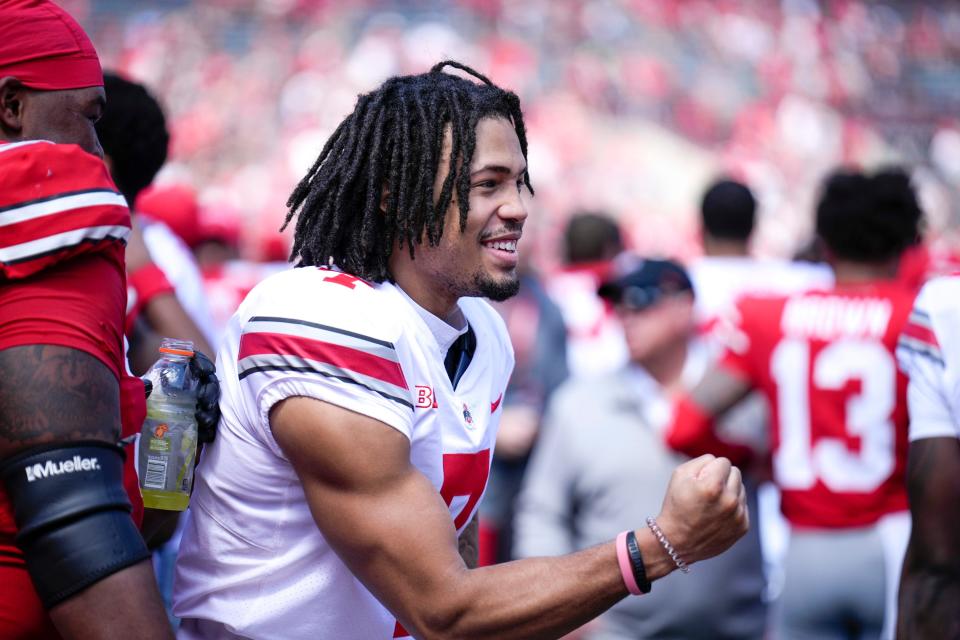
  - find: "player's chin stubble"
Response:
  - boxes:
[474,270,520,301]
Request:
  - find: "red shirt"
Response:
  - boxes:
[719,281,915,528]
[0,140,145,638]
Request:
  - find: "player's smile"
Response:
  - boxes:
[479,229,521,269]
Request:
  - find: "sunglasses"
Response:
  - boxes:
[615,285,666,311]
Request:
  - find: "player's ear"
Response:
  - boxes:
[0,77,27,134]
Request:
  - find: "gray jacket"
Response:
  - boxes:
[514,368,766,639]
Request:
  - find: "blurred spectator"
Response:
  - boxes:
[689,178,833,338]
[136,183,201,249]
[97,73,215,364]
[545,212,628,377]
[200,259,289,350]
[480,255,568,565]
[515,258,766,639]
[131,181,222,351]
[137,183,290,350]
[192,204,242,273]
[564,211,625,265]
[687,177,834,608]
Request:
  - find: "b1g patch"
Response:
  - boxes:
[415,385,438,409]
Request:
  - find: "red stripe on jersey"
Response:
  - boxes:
[901,319,940,349]
[2,236,127,280]
[0,142,129,280]
[239,331,408,389]
[393,621,410,638]
[2,202,129,248]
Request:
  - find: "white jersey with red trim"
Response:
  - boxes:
[897,276,960,442]
[172,266,513,640]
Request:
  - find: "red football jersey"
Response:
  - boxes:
[0,140,130,280]
[719,281,914,528]
[0,140,144,638]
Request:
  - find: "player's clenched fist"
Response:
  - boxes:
[654,454,749,565]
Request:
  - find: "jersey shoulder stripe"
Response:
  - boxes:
[1,224,129,264]
[900,309,939,346]
[0,187,126,222]
[0,142,130,279]
[238,315,412,409]
[898,293,945,366]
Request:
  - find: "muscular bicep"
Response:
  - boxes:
[270,397,467,631]
[0,345,120,459]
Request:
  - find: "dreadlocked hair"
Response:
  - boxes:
[283,60,533,281]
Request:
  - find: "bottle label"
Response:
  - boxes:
[148,437,171,452]
[147,421,171,452]
[143,455,169,490]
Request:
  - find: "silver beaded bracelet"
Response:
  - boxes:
[646,516,690,574]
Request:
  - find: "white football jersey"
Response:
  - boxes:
[896,276,960,442]
[172,267,513,639]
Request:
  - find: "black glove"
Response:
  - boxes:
[190,351,221,444]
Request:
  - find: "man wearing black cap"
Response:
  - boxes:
[515,258,766,639]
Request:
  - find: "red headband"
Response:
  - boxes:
[0,0,103,90]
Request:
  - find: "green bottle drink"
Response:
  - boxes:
[139,338,198,511]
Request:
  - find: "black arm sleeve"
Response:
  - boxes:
[1,441,150,608]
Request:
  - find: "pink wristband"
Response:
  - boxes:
[616,531,642,596]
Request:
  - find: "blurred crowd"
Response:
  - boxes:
[69,0,960,267]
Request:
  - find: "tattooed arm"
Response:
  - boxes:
[898,437,960,639]
[459,514,480,569]
[0,345,173,639]
[0,345,121,457]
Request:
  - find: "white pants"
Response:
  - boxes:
[775,511,910,640]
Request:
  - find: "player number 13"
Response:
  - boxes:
[771,337,896,493]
